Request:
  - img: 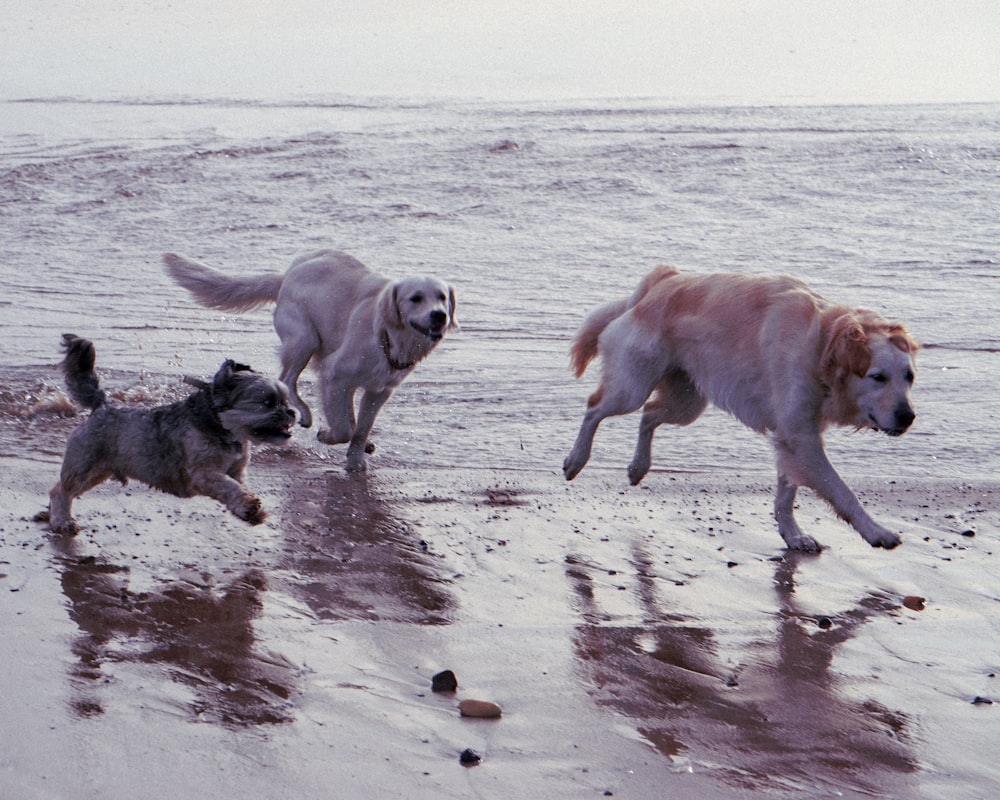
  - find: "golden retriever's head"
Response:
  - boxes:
[379,276,458,341]
[823,313,919,435]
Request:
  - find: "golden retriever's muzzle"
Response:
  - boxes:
[879,403,916,437]
[413,309,449,340]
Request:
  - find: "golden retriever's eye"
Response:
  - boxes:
[868,372,888,384]
[409,293,424,304]
[905,369,915,384]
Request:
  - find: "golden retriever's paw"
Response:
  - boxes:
[563,454,585,481]
[864,528,902,549]
[48,517,81,536]
[627,460,650,485]
[782,532,824,553]
[317,428,350,445]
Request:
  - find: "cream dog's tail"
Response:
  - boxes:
[163,253,284,312]
[59,334,106,410]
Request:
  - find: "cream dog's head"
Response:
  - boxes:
[380,276,458,342]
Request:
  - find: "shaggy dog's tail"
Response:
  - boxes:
[163,253,284,312]
[60,334,106,410]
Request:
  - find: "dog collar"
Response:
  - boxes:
[380,329,416,371]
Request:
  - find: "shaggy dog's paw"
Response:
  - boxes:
[236,496,267,525]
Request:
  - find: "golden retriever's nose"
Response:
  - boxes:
[430,310,448,329]
[895,405,916,430]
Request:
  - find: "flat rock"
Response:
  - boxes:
[459,699,502,718]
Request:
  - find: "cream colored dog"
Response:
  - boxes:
[164,250,457,471]
[563,266,918,551]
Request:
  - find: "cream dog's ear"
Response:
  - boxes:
[447,286,459,331]
[377,282,406,330]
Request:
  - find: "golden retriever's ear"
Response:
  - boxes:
[378,282,406,330]
[822,314,871,384]
[447,286,459,331]
[886,322,919,354]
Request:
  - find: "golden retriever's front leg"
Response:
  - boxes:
[774,475,822,552]
[345,388,392,471]
[774,437,901,549]
[318,380,357,446]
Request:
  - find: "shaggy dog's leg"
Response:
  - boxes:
[190,470,266,525]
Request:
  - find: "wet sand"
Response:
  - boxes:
[2,366,997,799]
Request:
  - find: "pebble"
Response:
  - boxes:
[431,669,458,693]
[902,596,926,611]
[459,748,482,766]
[459,699,503,718]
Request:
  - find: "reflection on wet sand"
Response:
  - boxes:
[279,470,455,624]
[569,548,917,795]
[54,538,296,726]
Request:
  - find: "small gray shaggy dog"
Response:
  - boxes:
[43,334,296,535]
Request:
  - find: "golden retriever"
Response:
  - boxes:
[563,266,918,551]
[164,250,457,471]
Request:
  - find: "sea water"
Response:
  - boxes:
[1,96,997,479]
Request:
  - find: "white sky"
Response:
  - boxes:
[2,0,998,104]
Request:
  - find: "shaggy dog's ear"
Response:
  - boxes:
[211,359,253,407]
[822,314,871,385]
[378,283,406,330]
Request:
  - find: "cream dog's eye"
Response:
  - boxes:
[409,293,424,304]
[868,371,887,383]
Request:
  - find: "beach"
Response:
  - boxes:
[2,97,998,798]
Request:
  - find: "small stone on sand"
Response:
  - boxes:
[432,669,458,693]
[459,699,502,718]
[902,596,926,611]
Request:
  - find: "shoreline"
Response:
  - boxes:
[3,389,997,798]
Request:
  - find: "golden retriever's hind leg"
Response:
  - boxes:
[774,475,823,552]
[628,373,707,485]
[564,386,657,481]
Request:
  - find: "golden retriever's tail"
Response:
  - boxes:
[163,253,284,312]
[569,298,629,377]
